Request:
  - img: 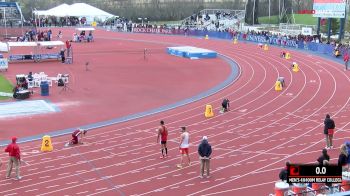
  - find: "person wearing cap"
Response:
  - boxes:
[198,136,212,178]
[291,62,296,69]
[177,126,190,168]
[4,137,21,180]
[324,114,335,149]
[66,128,87,147]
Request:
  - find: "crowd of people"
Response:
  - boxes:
[15,29,55,42]
[30,16,85,28]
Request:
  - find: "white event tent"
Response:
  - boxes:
[34,3,114,22]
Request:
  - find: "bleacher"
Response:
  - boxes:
[181,9,245,31]
[0,2,26,39]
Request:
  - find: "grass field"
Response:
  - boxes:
[258,14,318,25]
[0,74,13,100]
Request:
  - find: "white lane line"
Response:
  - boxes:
[84,178,96,182]
[39,176,51,179]
[95,187,108,191]
[25,189,38,193]
[58,172,71,176]
[66,181,79,185]
[19,179,33,183]
[46,185,60,189]
[76,191,89,195]
[27,168,39,172]
[4,193,17,196]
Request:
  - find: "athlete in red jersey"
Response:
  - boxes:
[65,128,87,147]
[157,120,168,159]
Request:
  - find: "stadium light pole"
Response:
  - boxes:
[269,0,271,26]
[252,0,255,26]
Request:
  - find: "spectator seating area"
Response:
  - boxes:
[181,9,245,32]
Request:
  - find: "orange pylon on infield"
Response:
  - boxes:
[233,38,238,44]
[41,135,53,152]
[275,81,282,91]
[263,44,269,51]
[204,104,214,118]
[292,62,299,72]
[285,52,291,59]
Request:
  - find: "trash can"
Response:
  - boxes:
[40,81,49,96]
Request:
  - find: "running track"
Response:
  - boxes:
[0,30,350,196]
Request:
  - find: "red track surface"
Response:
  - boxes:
[1,29,350,196]
[0,28,230,139]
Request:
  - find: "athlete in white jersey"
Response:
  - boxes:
[177,126,191,168]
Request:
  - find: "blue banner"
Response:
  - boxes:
[0,2,17,8]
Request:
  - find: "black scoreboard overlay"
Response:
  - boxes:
[287,164,342,183]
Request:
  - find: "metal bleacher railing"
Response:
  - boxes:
[0,1,26,39]
[180,9,245,30]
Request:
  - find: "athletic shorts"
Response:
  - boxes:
[161,141,167,144]
[180,148,189,155]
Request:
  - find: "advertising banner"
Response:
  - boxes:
[313,0,346,18]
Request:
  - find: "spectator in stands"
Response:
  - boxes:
[344,52,349,70]
[324,114,335,149]
[279,161,290,182]
[198,136,212,178]
[317,148,330,166]
[4,137,21,180]
[338,144,348,171]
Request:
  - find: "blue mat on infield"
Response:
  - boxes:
[167,46,217,59]
[0,100,59,118]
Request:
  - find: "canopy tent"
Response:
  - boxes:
[68,3,114,21]
[33,4,70,16]
[33,3,114,22]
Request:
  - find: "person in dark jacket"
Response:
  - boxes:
[345,141,350,164]
[221,98,230,113]
[317,148,330,166]
[4,137,21,180]
[338,144,348,171]
[198,136,212,178]
[279,161,290,182]
[324,114,335,149]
